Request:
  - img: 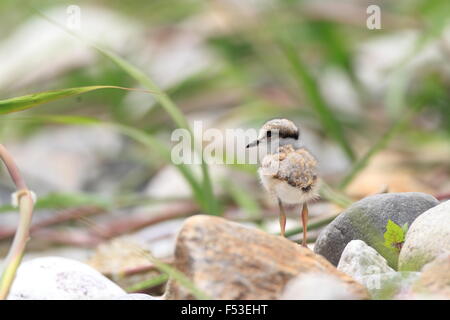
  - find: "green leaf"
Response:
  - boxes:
[383,219,406,250]
[0,86,142,115]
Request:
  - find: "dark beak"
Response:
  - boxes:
[246,139,259,148]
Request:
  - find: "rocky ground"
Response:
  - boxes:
[5,192,450,300]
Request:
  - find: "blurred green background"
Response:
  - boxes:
[0,0,449,294]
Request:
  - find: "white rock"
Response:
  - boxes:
[399,200,450,271]
[280,272,361,300]
[7,257,125,300]
[338,240,394,282]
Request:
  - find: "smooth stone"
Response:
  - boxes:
[8,257,125,300]
[280,272,365,300]
[410,253,450,298]
[165,215,368,300]
[359,272,421,300]
[399,200,450,271]
[314,192,439,267]
[338,240,394,282]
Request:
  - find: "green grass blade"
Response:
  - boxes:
[126,273,169,293]
[222,178,261,220]
[90,46,191,131]
[136,250,211,300]
[91,46,219,214]
[0,86,143,115]
[13,115,209,212]
[282,214,339,238]
[0,192,110,213]
[34,10,219,215]
[108,123,207,208]
[338,118,407,190]
[279,40,356,161]
[319,182,353,208]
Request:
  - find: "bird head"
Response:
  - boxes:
[246,119,300,151]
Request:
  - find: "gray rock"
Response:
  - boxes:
[314,192,438,267]
[338,240,394,282]
[399,200,450,271]
[8,257,125,300]
[359,272,421,300]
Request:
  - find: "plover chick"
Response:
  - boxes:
[246,119,319,247]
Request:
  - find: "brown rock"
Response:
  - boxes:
[165,215,369,300]
[411,254,450,298]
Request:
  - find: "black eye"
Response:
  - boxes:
[266,130,272,138]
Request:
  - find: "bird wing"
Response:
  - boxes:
[262,145,318,190]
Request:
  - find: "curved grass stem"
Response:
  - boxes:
[0,144,34,300]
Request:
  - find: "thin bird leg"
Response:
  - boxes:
[278,198,286,237]
[301,203,309,247]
